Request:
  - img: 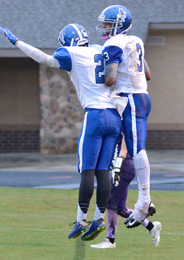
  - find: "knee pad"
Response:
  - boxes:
[133,150,149,170]
[133,149,150,188]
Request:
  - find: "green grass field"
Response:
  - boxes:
[0,187,183,260]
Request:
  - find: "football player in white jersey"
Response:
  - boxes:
[0,24,122,240]
[90,61,162,249]
[96,5,155,227]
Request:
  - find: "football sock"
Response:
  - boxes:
[145,221,154,231]
[107,237,115,244]
[77,203,88,222]
[94,204,105,221]
[142,218,150,227]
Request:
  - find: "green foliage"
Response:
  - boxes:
[0,187,183,260]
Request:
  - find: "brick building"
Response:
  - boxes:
[0,0,184,153]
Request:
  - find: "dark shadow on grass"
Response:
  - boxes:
[73,238,85,260]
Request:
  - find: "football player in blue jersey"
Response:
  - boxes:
[0,24,122,241]
[96,5,156,228]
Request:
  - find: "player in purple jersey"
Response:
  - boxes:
[0,24,122,241]
[96,5,156,228]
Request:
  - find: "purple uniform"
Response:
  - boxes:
[107,153,135,211]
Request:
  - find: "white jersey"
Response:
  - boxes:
[16,41,115,109]
[103,34,148,94]
[53,45,115,109]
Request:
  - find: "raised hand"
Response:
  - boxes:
[0,27,18,45]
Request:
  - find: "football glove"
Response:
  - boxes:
[0,27,18,45]
[112,156,125,187]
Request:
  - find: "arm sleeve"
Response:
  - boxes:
[16,41,60,68]
[102,45,123,65]
[53,48,72,71]
[105,63,118,77]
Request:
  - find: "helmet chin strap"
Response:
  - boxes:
[113,14,121,36]
[107,26,114,38]
[70,38,74,46]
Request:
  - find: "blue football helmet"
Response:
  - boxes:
[96,5,132,39]
[58,23,89,47]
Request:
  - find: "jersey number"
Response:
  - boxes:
[94,54,105,84]
[136,43,143,72]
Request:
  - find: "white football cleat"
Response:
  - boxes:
[90,238,116,249]
[149,221,162,247]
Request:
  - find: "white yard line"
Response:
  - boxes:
[116,230,184,236]
[0,226,183,236]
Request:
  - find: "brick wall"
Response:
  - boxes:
[147,130,184,149]
[0,130,40,153]
[1,129,184,153]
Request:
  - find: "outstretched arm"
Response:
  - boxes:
[0,27,60,68]
[16,41,60,68]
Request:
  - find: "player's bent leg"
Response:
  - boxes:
[122,94,153,227]
[107,209,118,239]
[132,150,152,221]
[117,208,133,218]
[107,154,135,212]
[125,150,157,227]
[117,154,135,217]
